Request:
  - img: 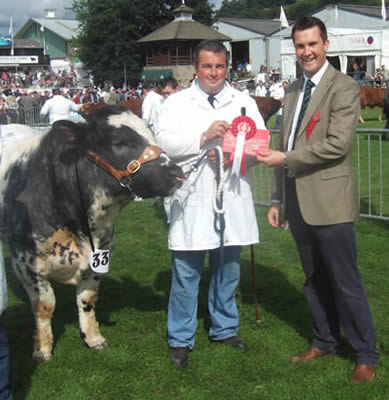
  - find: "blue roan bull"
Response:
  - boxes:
[0,106,184,361]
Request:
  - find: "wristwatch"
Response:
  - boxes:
[281,153,287,168]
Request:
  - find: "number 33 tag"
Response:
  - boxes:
[89,249,110,274]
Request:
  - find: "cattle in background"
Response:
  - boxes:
[359,87,385,123]
[81,96,281,125]
[0,106,184,360]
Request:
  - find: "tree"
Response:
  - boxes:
[72,0,215,86]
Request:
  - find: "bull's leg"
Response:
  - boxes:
[12,256,56,361]
[76,270,107,349]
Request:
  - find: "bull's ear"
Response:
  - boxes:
[52,120,86,146]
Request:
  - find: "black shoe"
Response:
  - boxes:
[169,347,189,369]
[212,336,249,352]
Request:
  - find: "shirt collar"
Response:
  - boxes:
[303,60,329,88]
[195,79,227,103]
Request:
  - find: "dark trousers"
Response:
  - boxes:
[0,313,12,400]
[286,178,379,365]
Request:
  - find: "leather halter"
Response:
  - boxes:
[87,145,164,188]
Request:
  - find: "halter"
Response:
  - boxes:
[87,145,164,188]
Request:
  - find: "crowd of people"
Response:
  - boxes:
[0,16,381,400]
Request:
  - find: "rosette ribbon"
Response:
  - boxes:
[229,115,257,177]
[306,110,321,139]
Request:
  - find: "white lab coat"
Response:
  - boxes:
[156,82,266,251]
[142,90,163,131]
[40,95,82,124]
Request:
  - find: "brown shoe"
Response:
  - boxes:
[350,364,376,384]
[290,346,331,363]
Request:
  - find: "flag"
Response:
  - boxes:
[8,17,13,36]
[335,5,339,24]
[40,24,44,32]
[382,0,387,21]
[280,6,289,28]
[8,17,14,56]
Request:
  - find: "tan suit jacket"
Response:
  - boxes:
[272,64,360,225]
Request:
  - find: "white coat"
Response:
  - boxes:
[142,90,163,131]
[156,82,266,251]
[40,95,82,124]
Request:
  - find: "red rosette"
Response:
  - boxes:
[230,115,257,140]
[306,110,321,139]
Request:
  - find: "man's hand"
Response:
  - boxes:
[201,120,230,147]
[268,204,284,228]
[208,150,232,169]
[256,150,285,167]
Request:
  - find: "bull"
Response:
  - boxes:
[0,106,184,360]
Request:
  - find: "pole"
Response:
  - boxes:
[250,244,260,322]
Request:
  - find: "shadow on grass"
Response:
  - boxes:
[6,257,170,399]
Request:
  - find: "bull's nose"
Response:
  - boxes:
[170,165,186,181]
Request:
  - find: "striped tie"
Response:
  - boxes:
[292,79,314,149]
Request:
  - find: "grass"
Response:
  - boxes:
[4,106,389,399]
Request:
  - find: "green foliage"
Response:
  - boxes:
[71,0,215,86]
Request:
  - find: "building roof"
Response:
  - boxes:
[217,18,285,36]
[316,3,389,20]
[0,38,42,49]
[138,19,231,43]
[15,18,79,41]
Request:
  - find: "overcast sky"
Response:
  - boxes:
[0,0,223,36]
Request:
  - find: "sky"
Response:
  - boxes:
[0,0,223,36]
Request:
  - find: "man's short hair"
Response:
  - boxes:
[194,40,229,68]
[52,88,61,96]
[161,77,178,90]
[292,16,328,43]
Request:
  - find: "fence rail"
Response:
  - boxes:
[250,129,389,221]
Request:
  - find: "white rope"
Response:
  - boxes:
[212,146,226,216]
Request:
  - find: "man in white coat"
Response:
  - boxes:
[157,40,266,369]
[40,88,82,124]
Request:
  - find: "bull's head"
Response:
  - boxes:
[52,106,184,199]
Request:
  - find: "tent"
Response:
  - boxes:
[280,27,389,81]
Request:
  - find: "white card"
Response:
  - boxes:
[89,248,110,274]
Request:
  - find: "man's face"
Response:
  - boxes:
[195,50,227,95]
[294,26,329,78]
[162,85,178,98]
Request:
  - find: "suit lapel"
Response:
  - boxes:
[294,64,335,143]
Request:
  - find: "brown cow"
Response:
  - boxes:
[81,96,281,124]
[359,87,385,123]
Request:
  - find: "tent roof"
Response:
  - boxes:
[217,18,287,36]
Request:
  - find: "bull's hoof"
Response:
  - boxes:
[80,330,108,350]
[32,350,52,362]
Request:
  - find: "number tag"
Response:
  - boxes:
[89,248,110,274]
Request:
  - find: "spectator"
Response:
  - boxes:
[40,88,82,124]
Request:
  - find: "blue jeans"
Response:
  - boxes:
[0,313,13,400]
[168,246,241,349]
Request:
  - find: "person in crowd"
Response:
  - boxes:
[141,82,162,132]
[257,16,378,384]
[272,81,288,130]
[0,98,8,125]
[40,88,82,124]
[149,77,180,136]
[106,87,120,105]
[255,80,267,97]
[156,40,266,369]
[256,65,267,84]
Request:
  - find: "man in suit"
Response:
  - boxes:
[257,16,378,383]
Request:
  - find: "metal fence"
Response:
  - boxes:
[250,129,389,221]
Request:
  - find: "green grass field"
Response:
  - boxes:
[4,106,389,399]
